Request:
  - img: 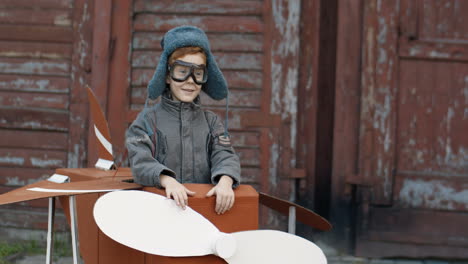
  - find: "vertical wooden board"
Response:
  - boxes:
[397,59,434,173]
[69,0,93,169]
[107,0,132,167]
[431,62,468,175]
[359,0,399,204]
[87,0,112,167]
[267,0,300,198]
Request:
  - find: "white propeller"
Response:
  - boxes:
[93,190,327,264]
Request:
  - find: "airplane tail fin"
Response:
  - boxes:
[86,86,116,170]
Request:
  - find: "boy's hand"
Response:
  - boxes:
[206,175,234,215]
[160,175,196,210]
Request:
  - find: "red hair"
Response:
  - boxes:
[168,46,206,65]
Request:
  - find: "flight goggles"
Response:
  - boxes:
[168,60,208,85]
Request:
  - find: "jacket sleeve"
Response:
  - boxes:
[206,111,241,188]
[125,110,176,187]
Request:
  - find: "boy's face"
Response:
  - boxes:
[166,53,206,103]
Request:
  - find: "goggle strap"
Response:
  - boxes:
[224,92,229,138]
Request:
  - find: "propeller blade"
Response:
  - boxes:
[86,85,114,162]
[93,190,236,258]
[259,192,332,231]
[224,230,327,264]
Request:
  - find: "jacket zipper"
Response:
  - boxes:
[179,104,184,183]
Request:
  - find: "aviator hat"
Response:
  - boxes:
[147,26,228,100]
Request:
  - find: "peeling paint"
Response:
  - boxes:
[67,144,80,168]
[270,62,282,114]
[0,156,24,166]
[54,14,71,26]
[269,143,279,187]
[399,178,468,210]
[30,157,62,168]
[0,61,69,76]
[5,177,25,186]
[429,50,450,58]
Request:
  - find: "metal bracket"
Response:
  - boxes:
[46,197,55,264]
[69,195,80,264]
[288,206,296,234]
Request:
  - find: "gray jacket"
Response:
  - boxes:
[126,94,240,188]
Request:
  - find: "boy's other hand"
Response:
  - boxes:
[206,175,234,215]
[160,175,195,210]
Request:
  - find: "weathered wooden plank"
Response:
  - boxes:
[0,25,73,43]
[359,0,399,204]
[1,0,73,9]
[0,58,70,76]
[0,108,69,131]
[418,0,468,41]
[0,75,69,93]
[0,41,72,59]
[107,0,134,167]
[0,207,68,230]
[237,147,260,166]
[133,32,263,52]
[397,59,468,175]
[200,91,261,108]
[0,91,68,109]
[365,207,468,247]
[67,0,94,169]
[130,87,261,108]
[133,0,263,15]
[395,175,468,211]
[0,9,72,26]
[0,129,67,150]
[131,69,262,89]
[399,40,468,62]
[240,167,261,183]
[133,14,263,33]
[132,51,262,70]
[0,167,54,187]
[0,148,66,169]
[230,131,260,148]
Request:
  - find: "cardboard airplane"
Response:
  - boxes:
[0,87,332,264]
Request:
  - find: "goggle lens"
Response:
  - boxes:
[169,60,207,84]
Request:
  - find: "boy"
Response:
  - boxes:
[126,26,240,215]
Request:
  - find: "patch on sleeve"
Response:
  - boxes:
[216,135,232,147]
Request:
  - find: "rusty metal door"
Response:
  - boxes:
[344,0,468,258]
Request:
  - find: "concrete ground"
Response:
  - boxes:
[8,245,468,264]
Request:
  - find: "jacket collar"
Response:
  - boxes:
[160,91,202,118]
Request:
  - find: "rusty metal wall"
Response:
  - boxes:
[0,0,93,235]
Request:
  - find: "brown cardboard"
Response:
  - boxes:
[60,168,258,264]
